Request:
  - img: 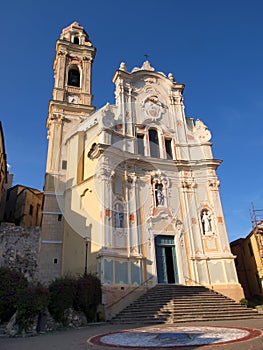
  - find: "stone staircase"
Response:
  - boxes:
[111,284,261,324]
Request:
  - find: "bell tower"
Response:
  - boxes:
[46,21,96,173]
[39,22,96,282]
[51,21,95,108]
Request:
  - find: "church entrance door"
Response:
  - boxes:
[155,235,179,284]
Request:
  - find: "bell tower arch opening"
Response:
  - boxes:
[73,36,80,44]
[67,66,80,87]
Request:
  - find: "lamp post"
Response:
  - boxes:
[84,236,89,276]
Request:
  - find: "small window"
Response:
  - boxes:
[62,160,67,170]
[73,36,80,44]
[29,205,33,216]
[53,258,58,264]
[68,68,80,87]
[149,129,159,158]
[165,139,173,159]
[137,134,144,155]
[58,214,62,221]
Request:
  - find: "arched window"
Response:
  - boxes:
[73,36,80,44]
[149,129,159,158]
[67,67,80,87]
[113,203,125,228]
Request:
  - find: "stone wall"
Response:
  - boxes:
[103,285,148,320]
[0,223,40,281]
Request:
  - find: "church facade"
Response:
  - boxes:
[38,22,244,305]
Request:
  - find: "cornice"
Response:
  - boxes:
[112,69,185,92]
[47,99,95,115]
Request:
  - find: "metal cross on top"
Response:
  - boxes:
[144,54,149,61]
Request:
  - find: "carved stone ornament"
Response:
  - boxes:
[151,170,168,186]
[68,55,81,64]
[126,174,136,184]
[49,113,65,124]
[58,50,67,57]
[209,179,220,190]
[141,95,166,120]
[131,60,155,73]
[181,179,195,190]
[141,60,155,71]
[101,103,115,128]
[88,143,104,160]
[168,73,176,82]
[83,56,92,62]
[119,62,127,72]
[101,102,114,116]
[193,119,212,142]
[175,219,183,236]
[96,168,114,185]
[144,77,157,85]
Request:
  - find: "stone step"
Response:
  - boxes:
[132,299,237,306]
[126,301,240,308]
[118,312,257,320]
[113,314,263,324]
[137,297,237,305]
[149,293,229,297]
[112,285,261,324]
[118,308,256,316]
[125,304,252,312]
[116,313,258,321]
[116,310,260,319]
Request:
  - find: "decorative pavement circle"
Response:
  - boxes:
[89,325,262,348]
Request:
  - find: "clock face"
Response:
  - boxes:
[68,95,79,104]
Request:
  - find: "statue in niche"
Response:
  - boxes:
[155,184,164,207]
[201,210,213,234]
[114,203,124,228]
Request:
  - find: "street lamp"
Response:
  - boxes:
[84,236,89,275]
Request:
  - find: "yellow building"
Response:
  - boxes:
[4,185,43,226]
[39,22,244,306]
[231,222,263,299]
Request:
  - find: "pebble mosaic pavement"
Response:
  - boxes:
[89,325,262,348]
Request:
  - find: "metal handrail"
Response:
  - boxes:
[106,275,154,310]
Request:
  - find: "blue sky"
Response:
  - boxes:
[1,0,263,241]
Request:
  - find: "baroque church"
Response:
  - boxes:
[38,22,244,307]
